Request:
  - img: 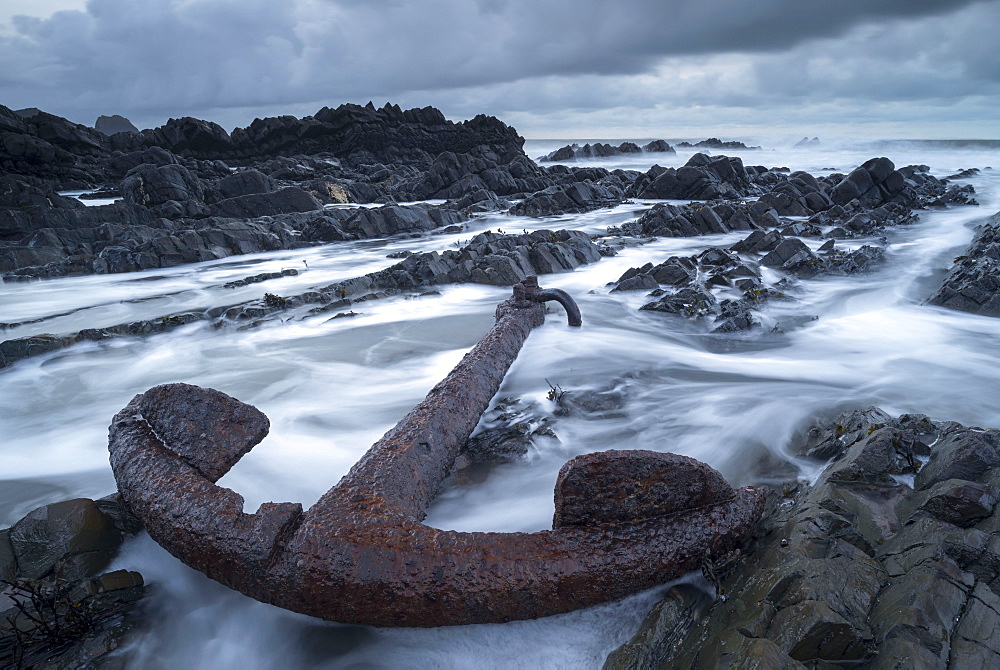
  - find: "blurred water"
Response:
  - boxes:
[2,144,999,668]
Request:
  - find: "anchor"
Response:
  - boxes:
[108,276,764,627]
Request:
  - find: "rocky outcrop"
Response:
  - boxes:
[627,154,762,200]
[129,103,527,166]
[539,140,674,162]
[616,200,770,238]
[0,104,110,188]
[677,138,761,150]
[0,496,147,668]
[94,115,139,136]
[0,228,602,367]
[928,211,1000,316]
[509,179,627,217]
[0,186,464,279]
[607,409,1000,668]
[610,223,893,333]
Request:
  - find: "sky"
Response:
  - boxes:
[0,0,998,141]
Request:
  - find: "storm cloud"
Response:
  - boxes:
[1,0,997,138]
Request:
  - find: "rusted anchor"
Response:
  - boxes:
[108,276,763,627]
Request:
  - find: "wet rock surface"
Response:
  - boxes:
[929,211,1000,316]
[606,409,1000,668]
[0,495,147,669]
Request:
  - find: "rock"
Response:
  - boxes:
[209,186,322,217]
[94,115,139,136]
[0,529,16,581]
[642,140,675,153]
[8,499,122,582]
[606,409,1000,668]
[640,286,717,317]
[135,115,234,157]
[928,211,1000,317]
[0,334,69,367]
[539,141,666,162]
[611,273,659,292]
[120,163,205,207]
[509,179,625,216]
[768,600,872,662]
[713,299,757,332]
[0,496,147,669]
[905,479,998,527]
[760,238,816,269]
[949,582,1000,667]
[602,584,710,670]
[677,138,761,150]
[554,385,628,419]
[212,169,274,199]
[914,427,1000,489]
[732,229,783,254]
[628,154,757,201]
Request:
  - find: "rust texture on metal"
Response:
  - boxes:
[108,276,765,627]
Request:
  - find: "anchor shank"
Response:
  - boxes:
[316,279,548,520]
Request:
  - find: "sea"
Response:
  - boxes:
[1,138,999,668]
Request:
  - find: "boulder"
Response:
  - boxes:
[8,499,122,582]
[94,115,139,136]
[120,163,205,207]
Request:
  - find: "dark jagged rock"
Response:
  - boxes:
[459,397,555,466]
[928,211,1000,316]
[760,238,816,270]
[607,409,1000,668]
[614,222,891,333]
[94,115,139,136]
[211,169,275,200]
[618,200,766,238]
[0,495,147,669]
[141,103,529,166]
[754,170,833,216]
[627,154,760,201]
[134,116,235,157]
[642,140,674,153]
[208,186,322,218]
[640,286,718,318]
[509,179,626,217]
[539,140,674,162]
[677,138,761,150]
[120,163,205,207]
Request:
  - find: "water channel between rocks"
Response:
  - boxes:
[2,142,999,668]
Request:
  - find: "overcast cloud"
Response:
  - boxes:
[0,0,998,139]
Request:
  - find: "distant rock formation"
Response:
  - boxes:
[540,140,675,162]
[793,136,821,148]
[95,115,139,135]
[676,138,761,151]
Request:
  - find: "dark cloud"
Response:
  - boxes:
[0,0,997,136]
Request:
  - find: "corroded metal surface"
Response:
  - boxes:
[108,276,764,627]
